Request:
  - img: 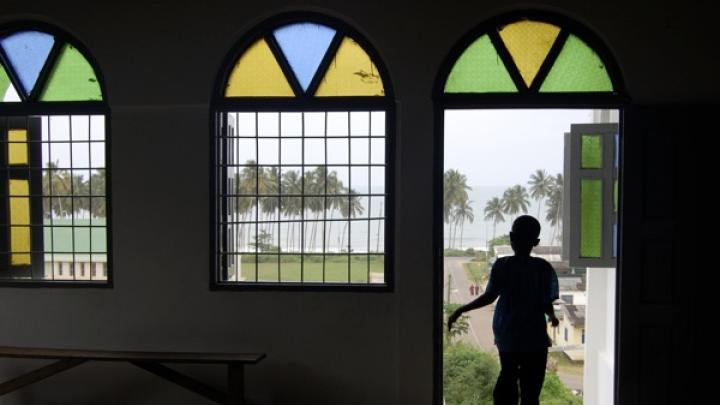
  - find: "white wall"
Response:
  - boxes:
[584,267,616,405]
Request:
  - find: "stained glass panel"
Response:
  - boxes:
[444,35,517,93]
[315,38,384,96]
[273,23,336,92]
[581,134,602,169]
[225,39,294,97]
[580,179,602,258]
[498,20,560,87]
[0,31,55,95]
[539,35,613,92]
[40,44,102,101]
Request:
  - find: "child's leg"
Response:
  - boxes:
[518,350,548,405]
[494,351,520,405]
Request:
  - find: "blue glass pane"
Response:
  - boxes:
[613,223,617,257]
[0,31,55,95]
[614,133,619,169]
[273,23,336,92]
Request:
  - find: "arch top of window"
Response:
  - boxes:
[217,16,392,103]
[437,12,626,103]
[0,23,106,107]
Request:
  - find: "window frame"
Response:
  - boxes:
[432,10,628,404]
[210,12,395,291]
[0,21,112,288]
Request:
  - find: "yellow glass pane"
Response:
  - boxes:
[498,20,560,87]
[11,227,31,265]
[225,39,294,97]
[9,180,32,266]
[315,37,384,96]
[8,129,28,165]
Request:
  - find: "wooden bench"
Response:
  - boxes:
[0,346,265,404]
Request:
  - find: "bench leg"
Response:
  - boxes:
[227,363,244,405]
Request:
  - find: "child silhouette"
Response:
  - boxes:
[448,215,559,405]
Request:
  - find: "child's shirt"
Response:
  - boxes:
[485,255,559,352]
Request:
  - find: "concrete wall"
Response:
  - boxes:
[0,0,711,404]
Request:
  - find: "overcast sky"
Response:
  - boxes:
[444,109,600,187]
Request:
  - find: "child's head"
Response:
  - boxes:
[510,215,541,254]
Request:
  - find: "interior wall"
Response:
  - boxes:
[0,0,711,404]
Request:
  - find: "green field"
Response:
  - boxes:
[229,254,385,283]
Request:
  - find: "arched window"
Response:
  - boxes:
[0,23,109,285]
[212,14,393,289]
[435,12,625,404]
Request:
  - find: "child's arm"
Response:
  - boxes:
[546,301,559,327]
[448,290,499,330]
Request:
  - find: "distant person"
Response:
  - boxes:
[449,215,559,405]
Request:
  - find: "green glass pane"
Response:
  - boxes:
[539,35,613,92]
[444,35,518,93]
[1,64,11,97]
[1,64,20,102]
[580,179,602,258]
[40,44,103,101]
[581,135,603,168]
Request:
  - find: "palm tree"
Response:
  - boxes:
[90,170,106,218]
[501,185,530,223]
[235,161,260,250]
[43,161,72,218]
[259,167,279,237]
[281,170,302,251]
[484,197,505,241]
[325,170,343,252]
[453,199,474,249]
[545,174,564,246]
[528,169,552,218]
[444,169,471,247]
[339,189,364,251]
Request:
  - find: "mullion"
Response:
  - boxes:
[264,34,303,97]
[367,111,371,283]
[47,116,54,280]
[28,116,44,279]
[0,46,28,102]
[276,112,281,282]
[28,40,63,102]
[233,112,240,281]
[305,33,344,96]
[68,114,76,281]
[322,112,327,283]
[87,116,92,280]
[346,111,351,282]
[0,118,7,271]
[529,30,570,92]
[218,115,224,281]
[488,30,529,93]
[254,112,259,282]
[300,112,305,282]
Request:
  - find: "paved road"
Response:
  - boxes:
[444,257,496,354]
[443,257,584,392]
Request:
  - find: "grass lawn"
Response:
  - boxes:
[463,261,489,284]
[230,254,385,283]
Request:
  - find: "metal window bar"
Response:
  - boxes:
[217,110,387,285]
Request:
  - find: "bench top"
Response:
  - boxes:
[0,346,265,364]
